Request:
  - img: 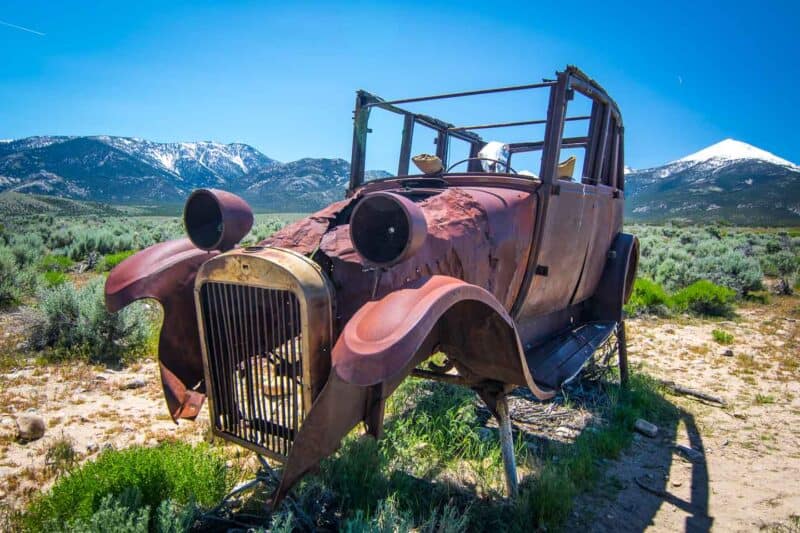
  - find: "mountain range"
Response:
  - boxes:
[1,135,798,223]
[624,139,800,225]
[0,136,358,211]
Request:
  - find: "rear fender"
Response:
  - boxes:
[587,232,639,322]
[105,238,217,421]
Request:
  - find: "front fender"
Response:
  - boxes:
[105,238,217,421]
[272,275,553,505]
[333,275,552,399]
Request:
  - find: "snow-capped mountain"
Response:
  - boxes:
[98,137,276,186]
[676,138,798,168]
[0,135,362,210]
[625,139,800,224]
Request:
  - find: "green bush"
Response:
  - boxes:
[624,278,671,316]
[772,250,798,281]
[712,329,734,345]
[97,250,135,272]
[43,271,68,287]
[28,278,151,365]
[20,443,229,532]
[40,255,74,273]
[672,280,736,317]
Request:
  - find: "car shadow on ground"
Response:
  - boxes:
[553,379,712,533]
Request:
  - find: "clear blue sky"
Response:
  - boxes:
[2,0,798,170]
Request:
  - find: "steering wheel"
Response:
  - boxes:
[446,157,517,174]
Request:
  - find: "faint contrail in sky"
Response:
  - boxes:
[0,19,46,36]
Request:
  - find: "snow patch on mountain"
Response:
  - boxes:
[676,138,798,169]
[98,137,274,181]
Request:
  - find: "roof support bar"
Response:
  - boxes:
[367,81,557,107]
[449,115,590,132]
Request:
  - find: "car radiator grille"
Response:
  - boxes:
[199,282,305,460]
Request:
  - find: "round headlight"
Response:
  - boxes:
[184,188,253,252]
[349,192,427,267]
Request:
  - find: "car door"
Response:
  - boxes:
[571,115,623,304]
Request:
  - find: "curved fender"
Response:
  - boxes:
[587,232,640,323]
[333,275,552,399]
[105,238,217,421]
[271,275,553,506]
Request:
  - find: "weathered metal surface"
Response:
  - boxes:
[184,188,254,252]
[349,191,428,267]
[331,275,552,398]
[105,238,217,420]
[264,186,537,323]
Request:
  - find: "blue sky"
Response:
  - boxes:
[1,0,798,170]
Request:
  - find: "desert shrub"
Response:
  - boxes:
[672,280,736,317]
[43,271,68,287]
[624,278,671,316]
[340,496,466,533]
[66,229,117,261]
[97,250,135,271]
[690,248,762,295]
[341,496,414,533]
[765,240,782,254]
[43,490,196,533]
[338,495,466,533]
[10,233,46,267]
[20,443,227,532]
[40,255,74,273]
[0,247,20,306]
[712,329,734,345]
[772,250,799,281]
[653,254,693,292]
[743,290,770,304]
[244,217,287,244]
[28,278,151,365]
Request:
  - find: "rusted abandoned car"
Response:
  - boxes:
[105,65,638,505]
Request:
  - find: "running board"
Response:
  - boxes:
[525,321,617,390]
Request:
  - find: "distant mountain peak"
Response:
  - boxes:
[676,138,798,169]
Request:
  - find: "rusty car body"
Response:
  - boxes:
[105,65,639,504]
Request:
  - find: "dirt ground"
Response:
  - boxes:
[569,296,800,532]
[1,296,799,531]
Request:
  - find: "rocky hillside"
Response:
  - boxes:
[625,139,800,225]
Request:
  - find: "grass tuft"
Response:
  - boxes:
[45,436,78,477]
